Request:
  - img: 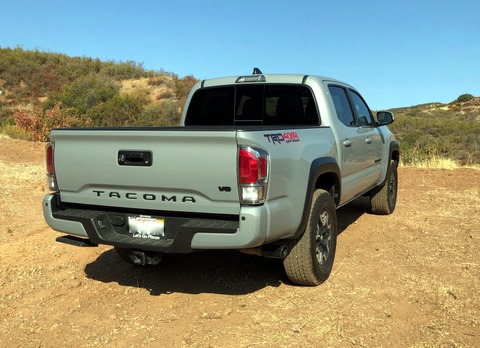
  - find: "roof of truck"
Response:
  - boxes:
[199,74,353,89]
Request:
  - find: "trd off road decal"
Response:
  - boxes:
[264,132,300,145]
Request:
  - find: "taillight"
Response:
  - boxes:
[238,146,269,205]
[45,142,58,191]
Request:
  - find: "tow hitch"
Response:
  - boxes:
[130,250,163,266]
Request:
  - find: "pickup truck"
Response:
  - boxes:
[42,70,399,286]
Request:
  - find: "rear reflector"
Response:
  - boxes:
[259,156,267,179]
[46,143,54,175]
[45,142,57,191]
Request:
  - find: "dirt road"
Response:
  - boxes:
[0,136,479,347]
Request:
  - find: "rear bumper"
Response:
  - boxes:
[42,193,268,252]
[43,194,89,237]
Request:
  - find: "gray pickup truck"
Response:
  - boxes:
[42,71,399,286]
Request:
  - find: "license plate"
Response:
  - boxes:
[128,215,165,240]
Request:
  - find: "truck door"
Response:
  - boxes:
[328,86,381,202]
[347,89,383,184]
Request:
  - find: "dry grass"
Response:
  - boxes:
[120,77,176,103]
[0,159,44,181]
[400,156,480,169]
[0,124,33,141]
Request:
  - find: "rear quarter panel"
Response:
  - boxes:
[237,127,336,242]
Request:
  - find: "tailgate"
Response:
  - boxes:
[51,128,240,215]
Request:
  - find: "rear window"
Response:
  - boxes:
[185,85,319,126]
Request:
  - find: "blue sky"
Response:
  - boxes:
[1,0,479,110]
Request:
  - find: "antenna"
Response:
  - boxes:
[252,67,263,75]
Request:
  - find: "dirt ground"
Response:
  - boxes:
[0,135,479,348]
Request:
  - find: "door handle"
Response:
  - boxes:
[365,137,372,144]
[343,139,352,148]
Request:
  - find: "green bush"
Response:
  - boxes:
[45,74,119,115]
[455,94,474,103]
[86,93,145,127]
[140,103,163,126]
[0,104,13,121]
[159,100,181,126]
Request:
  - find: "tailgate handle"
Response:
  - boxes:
[118,151,152,166]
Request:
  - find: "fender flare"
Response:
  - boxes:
[378,141,400,187]
[292,157,341,239]
[389,141,400,162]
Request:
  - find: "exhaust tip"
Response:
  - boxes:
[261,244,288,259]
[240,244,289,259]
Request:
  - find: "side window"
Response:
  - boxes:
[328,86,355,127]
[264,85,319,125]
[348,90,374,126]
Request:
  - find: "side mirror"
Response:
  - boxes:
[377,111,394,126]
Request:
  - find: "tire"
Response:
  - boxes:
[370,160,398,215]
[114,247,163,266]
[283,189,338,286]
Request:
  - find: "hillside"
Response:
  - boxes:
[0,47,197,140]
[0,47,164,113]
[388,97,480,166]
[1,47,479,165]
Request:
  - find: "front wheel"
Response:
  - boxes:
[370,160,398,215]
[283,189,338,286]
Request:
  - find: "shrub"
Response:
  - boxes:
[175,75,197,111]
[45,74,119,115]
[13,102,83,141]
[158,100,181,126]
[0,104,13,121]
[86,93,145,127]
[14,108,42,140]
[140,103,163,126]
[455,94,474,103]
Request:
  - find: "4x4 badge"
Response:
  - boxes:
[264,132,300,145]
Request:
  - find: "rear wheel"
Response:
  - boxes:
[283,189,338,286]
[370,160,398,215]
